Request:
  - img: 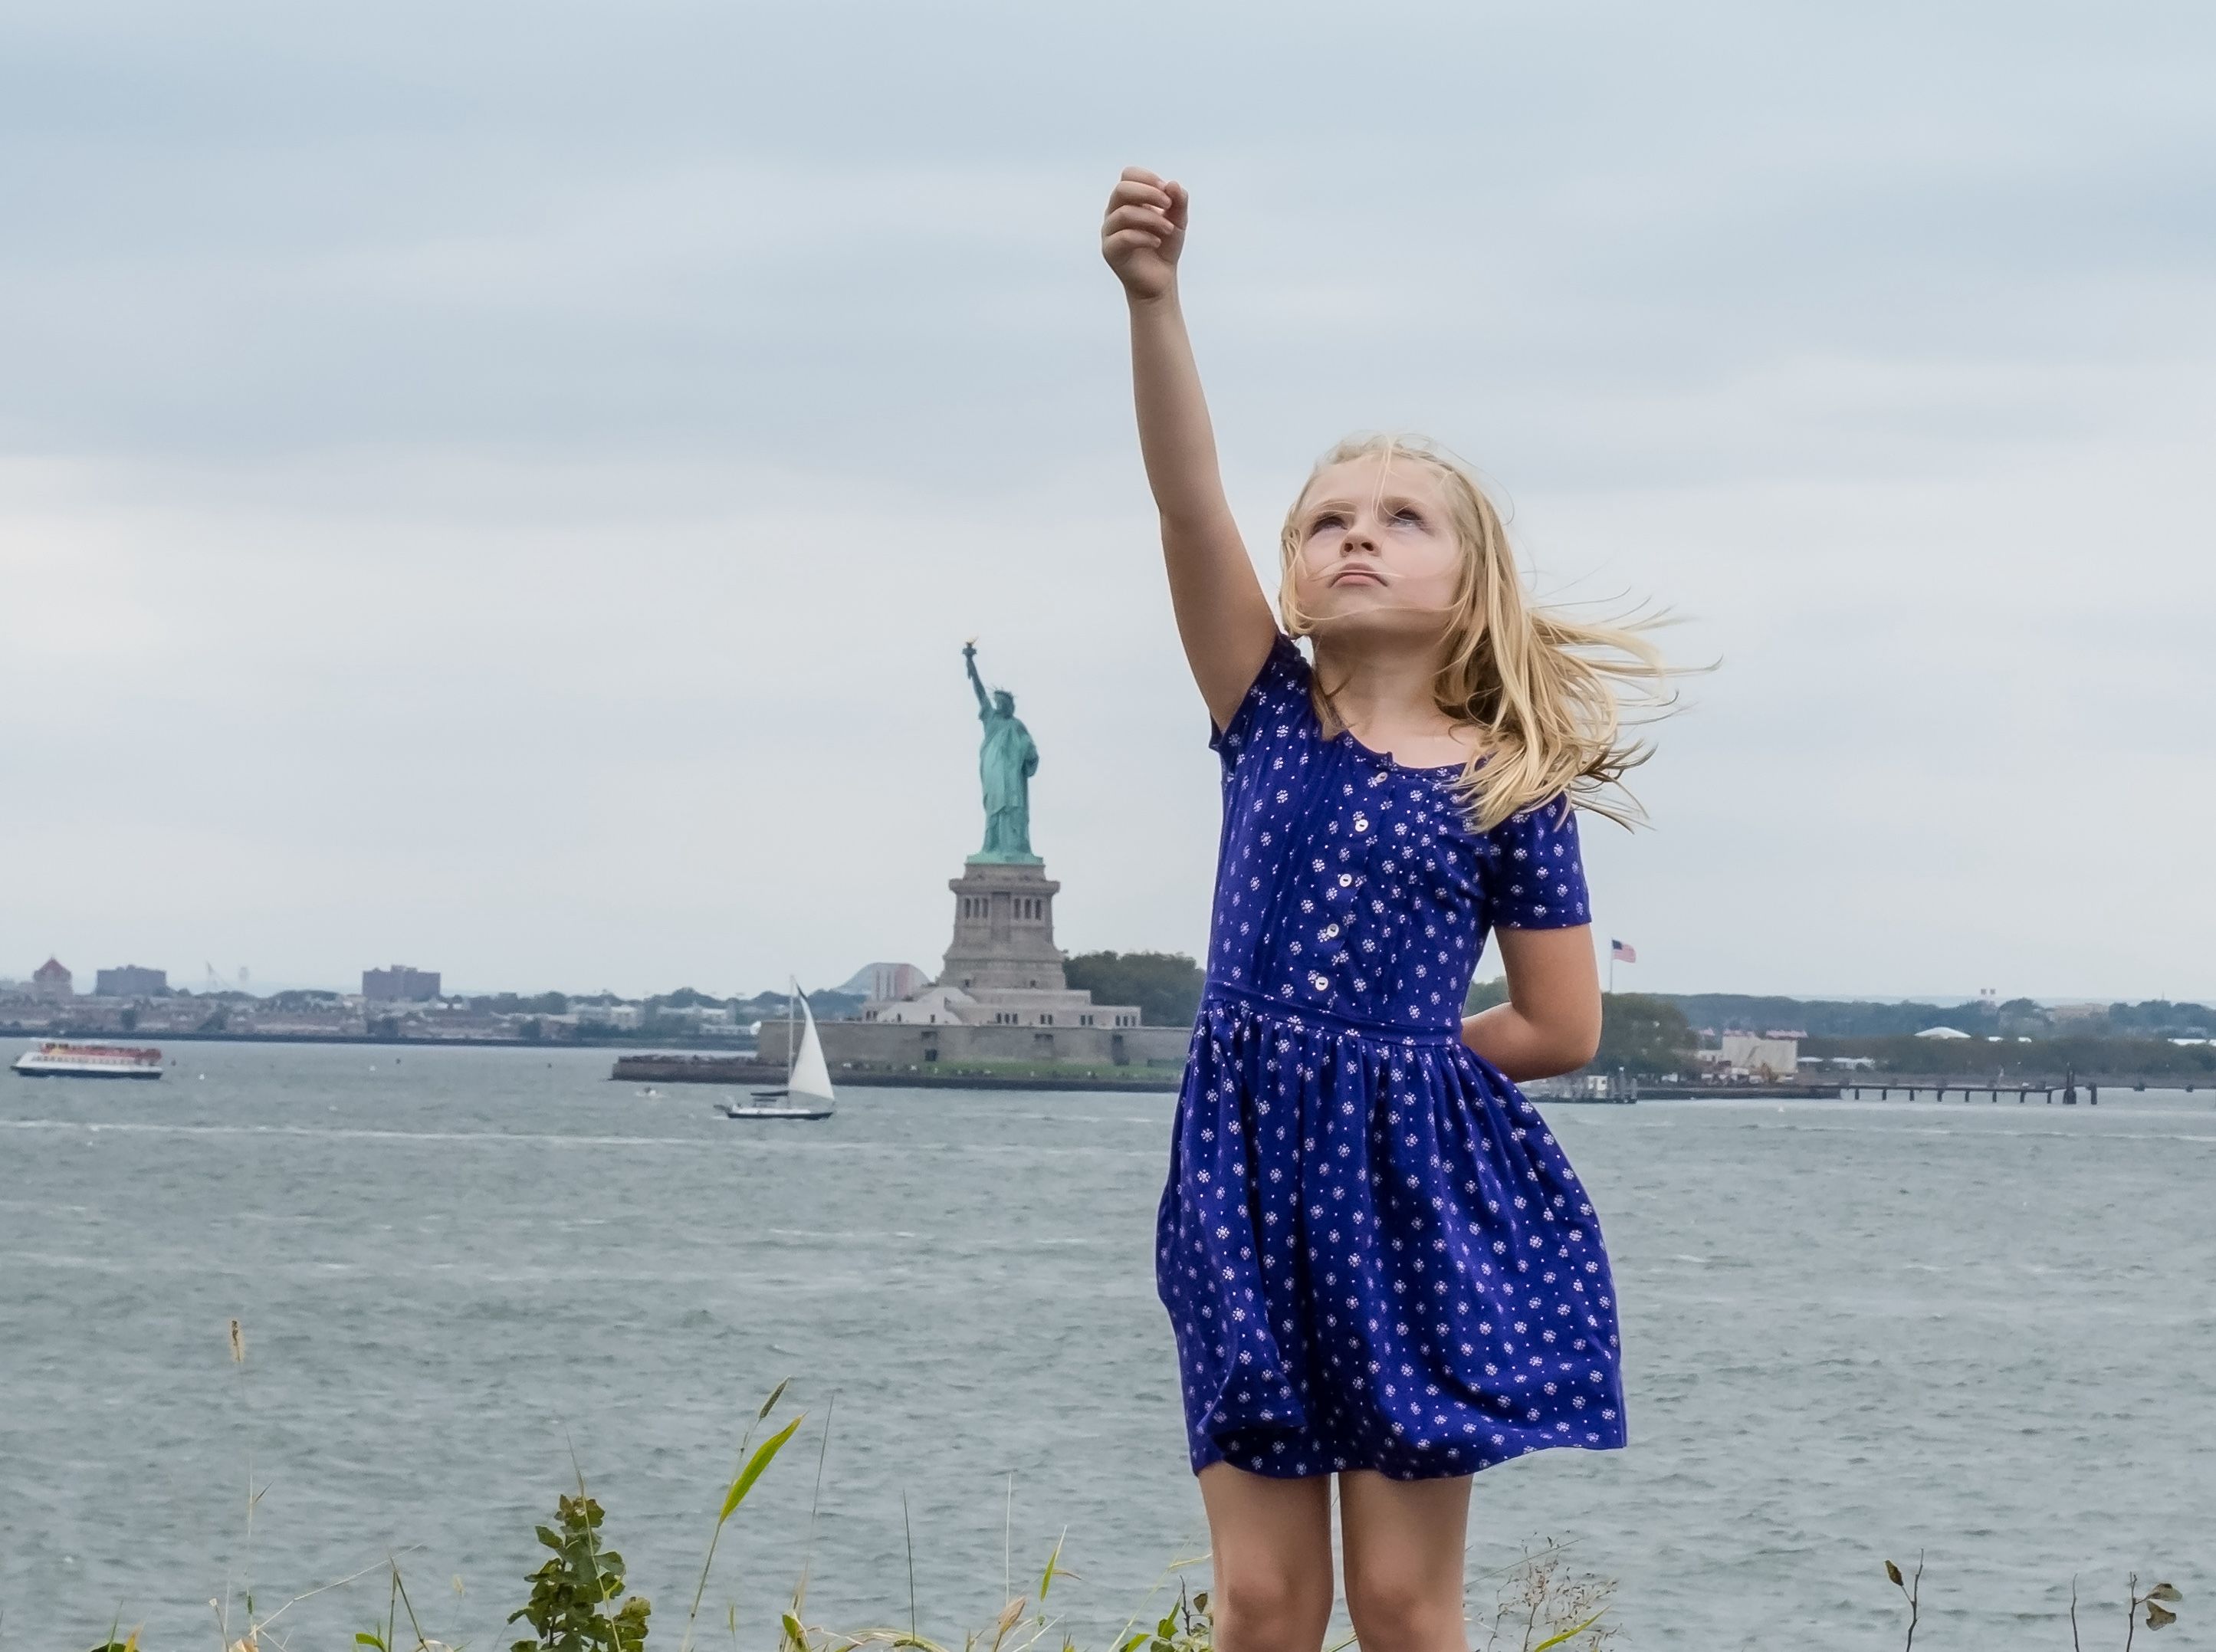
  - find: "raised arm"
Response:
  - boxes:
[962,642,990,714]
[1101,167,1279,731]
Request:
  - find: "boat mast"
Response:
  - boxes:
[786,980,799,1085]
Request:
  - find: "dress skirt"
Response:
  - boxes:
[1156,987,1627,1480]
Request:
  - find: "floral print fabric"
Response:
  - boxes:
[1157,633,1627,1480]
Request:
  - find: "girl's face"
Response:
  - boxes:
[1289,454,1466,645]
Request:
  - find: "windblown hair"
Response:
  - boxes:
[1277,433,1676,833]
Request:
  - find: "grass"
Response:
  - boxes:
[74,1352,2187,1652]
[116,1365,1615,1652]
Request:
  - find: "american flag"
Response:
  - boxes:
[1610,938,1637,964]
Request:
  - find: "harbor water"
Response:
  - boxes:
[3,1043,2210,1648]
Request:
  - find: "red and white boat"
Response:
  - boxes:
[11,1041,165,1080]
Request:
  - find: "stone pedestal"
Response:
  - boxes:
[844,854,1152,1065]
[941,860,1066,993]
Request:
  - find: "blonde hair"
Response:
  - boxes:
[1278,433,1676,833]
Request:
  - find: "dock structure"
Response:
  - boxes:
[609,1052,1180,1092]
[1525,1066,1642,1105]
[1843,1068,2097,1105]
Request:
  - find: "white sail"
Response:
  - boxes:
[786,988,836,1103]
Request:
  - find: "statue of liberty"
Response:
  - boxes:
[963,641,1042,864]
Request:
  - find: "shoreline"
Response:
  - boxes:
[5,1030,2200,1101]
[0,1024,753,1053]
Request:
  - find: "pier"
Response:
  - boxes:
[609,1052,1182,1092]
[1843,1072,2098,1105]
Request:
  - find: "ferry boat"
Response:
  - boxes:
[11,1041,165,1080]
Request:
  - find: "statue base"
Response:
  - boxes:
[844,854,1155,1057]
[964,852,1044,866]
[941,860,1065,993]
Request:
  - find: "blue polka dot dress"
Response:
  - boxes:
[1157,633,1627,1480]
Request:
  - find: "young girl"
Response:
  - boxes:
[1101,168,1663,1652]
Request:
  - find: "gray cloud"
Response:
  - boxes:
[2,1,2211,997]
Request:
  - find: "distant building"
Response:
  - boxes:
[653,1004,736,1030]
[32,957,73,1001]
[1702,1033,1800,1079]
[363,964,442,1003]
[841,961,931,1002]
[1913,1025,1971,1040]
[573,1003,643,1030]
[96,965,168,998]
[2046,1002,2108,1023]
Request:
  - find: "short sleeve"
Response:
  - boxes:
[1208,632,1314,766]
[1480,799,1591,931]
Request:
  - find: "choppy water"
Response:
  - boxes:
[3,1042,2210,1650]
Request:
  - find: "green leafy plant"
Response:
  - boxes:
[681,1378,805,1652]
[1113,1579,1210,1652]
[508,1493,652,1652]
[357,1558,441,1652]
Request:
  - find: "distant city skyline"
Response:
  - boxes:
[3,5,2210,1000]
[2,949,2195,1014]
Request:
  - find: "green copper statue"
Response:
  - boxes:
[964,641,1042,864]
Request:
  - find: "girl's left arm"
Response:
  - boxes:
[1462,928,1603,1080]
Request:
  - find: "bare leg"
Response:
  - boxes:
[1197,1463,1335,1652]
[1338,1471,1473,1652]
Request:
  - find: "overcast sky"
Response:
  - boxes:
[2,1,2211,1001]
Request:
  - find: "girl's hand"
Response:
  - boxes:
[1101,166,1188,303]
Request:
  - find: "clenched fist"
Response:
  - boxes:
[1101,166,1188,303]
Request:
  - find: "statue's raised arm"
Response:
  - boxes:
[963,641,991,715]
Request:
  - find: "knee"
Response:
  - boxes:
[1212,1565,1331,1652]
[1342,1566,1465,1652]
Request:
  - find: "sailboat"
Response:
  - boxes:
[724,981,836,1121]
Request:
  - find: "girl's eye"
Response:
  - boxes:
[1391,507,1424,526]
[1310,514,1345,534]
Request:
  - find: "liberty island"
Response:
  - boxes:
[754,642,1190,1076]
